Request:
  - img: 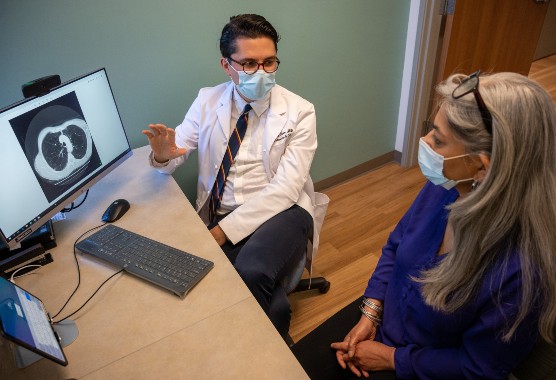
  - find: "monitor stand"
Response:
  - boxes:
[0,220,56,277]
[13,320,78,368]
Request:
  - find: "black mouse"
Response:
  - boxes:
[102,199,130,223]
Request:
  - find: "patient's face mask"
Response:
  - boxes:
[417,138,474,190]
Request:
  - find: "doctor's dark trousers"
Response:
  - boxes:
[212,205,313,337]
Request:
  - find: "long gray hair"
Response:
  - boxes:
[417,72,556,343]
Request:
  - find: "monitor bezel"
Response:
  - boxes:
[0,68,132,250]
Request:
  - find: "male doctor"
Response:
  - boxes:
[143,14,324,338]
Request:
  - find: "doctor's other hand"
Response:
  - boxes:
[209,225,228,246]
[142,123,187,163]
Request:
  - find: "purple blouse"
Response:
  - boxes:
[364,181,539,379]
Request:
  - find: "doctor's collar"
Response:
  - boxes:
[233,86,270,117]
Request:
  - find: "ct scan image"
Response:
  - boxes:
[10,92,102,203]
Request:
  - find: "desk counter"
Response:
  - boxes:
[0,146,308,379]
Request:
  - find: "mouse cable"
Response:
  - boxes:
[54,268,124,324]
[61,189,89,213]
[51,222,105,319]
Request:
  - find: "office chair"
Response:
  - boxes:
[509,340,556,380]
[283,257,330,295]
[282,192,331,295]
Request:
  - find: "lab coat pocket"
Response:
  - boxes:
[268,139,288,170]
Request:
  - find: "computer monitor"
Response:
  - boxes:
[0,68,132,251]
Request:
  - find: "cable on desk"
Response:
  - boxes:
[54,268,124,324]
[51,223,106,319]
[10,264,43,283]
[61,189,89,213]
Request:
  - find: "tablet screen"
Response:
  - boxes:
[0,277,68,366]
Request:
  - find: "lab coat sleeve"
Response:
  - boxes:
[219,102,317,244]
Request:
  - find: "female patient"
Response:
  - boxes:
[292,72,556,379]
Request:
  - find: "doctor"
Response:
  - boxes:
[142,14,325,338]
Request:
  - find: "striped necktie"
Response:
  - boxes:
[209,103,252,221]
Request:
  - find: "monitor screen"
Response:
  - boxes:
[0,68,132,250]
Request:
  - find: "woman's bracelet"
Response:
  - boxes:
[359,304,382,326]
[362,297,383,314]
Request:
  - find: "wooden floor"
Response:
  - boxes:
[288,54,556,343]
[529,54,556,105]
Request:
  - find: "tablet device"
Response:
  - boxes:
[0,276,68,366]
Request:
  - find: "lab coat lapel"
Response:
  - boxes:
[264,86,288,150]
[216,82,234,140]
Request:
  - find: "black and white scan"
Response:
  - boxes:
[10,92,102,203]
[32,110,92,184]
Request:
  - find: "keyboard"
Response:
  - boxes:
[75,224,214,298]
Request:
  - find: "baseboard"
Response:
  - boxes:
[314,150,400,191]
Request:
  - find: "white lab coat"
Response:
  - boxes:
[153,81,328,265]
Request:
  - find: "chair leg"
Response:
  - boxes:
[293,277,330,294]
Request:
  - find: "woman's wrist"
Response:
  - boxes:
[359,297,384,326]
[362,298,383,314]
[388,347,396,370]
[366,297,383,308]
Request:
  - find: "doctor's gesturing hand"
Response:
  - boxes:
[142,123,187,164]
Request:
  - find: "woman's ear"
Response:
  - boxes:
[478,153,491,170]
[474,153,491,182]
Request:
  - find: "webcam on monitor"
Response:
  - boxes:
[21,75,61,99]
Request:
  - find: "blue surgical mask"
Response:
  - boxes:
[417,138,473,190]
[229,65,276,100]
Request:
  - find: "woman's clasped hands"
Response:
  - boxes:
[331,314,395,378]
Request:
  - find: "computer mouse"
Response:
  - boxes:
[102,199,130,223]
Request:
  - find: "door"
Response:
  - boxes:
[400,0,551,167]
[438,0,550,81]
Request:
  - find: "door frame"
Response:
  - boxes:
[398,0,444,167]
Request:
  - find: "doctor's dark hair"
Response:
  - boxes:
[219,14,281,58]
